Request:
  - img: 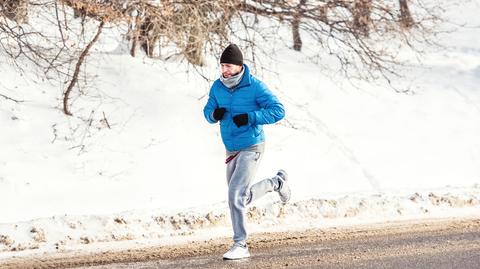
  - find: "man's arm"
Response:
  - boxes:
[247,81,285,125]
[203,86,220,124]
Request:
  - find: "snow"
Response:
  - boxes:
[1,0,480,259]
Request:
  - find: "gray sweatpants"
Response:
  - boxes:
[226,150,280,244]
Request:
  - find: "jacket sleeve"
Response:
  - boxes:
[203,85,219,124]
[248,81,285,125]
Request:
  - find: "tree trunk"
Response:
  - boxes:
[140,16,153,57]
[352,0,372,37]
[184,25,204,66]
[63,21,104,116]
[135,16,162,58]
[291,0,306,51]
[292,19,302,51]
[128,15,141,57]
[73,7,86,19]
[130,37,137,57]
[399,0,414,29]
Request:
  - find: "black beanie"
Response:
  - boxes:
[220,44,243,66]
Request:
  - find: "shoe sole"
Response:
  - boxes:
[277,170,290,203]
[223,255,250,260]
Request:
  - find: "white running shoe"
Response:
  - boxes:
[223,242,250,260]
[276,169,291,203]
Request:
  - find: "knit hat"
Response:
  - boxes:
[220,44,243,66]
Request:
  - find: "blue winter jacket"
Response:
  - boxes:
[203,64,285,151]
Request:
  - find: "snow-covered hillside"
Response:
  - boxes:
[1,0,479,258]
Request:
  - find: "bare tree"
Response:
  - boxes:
[126,1,234,65]
[52,0,446,83]
[0,2,70,78]
[352,0,373,37]
[236,0,447,84]
[292,0,306,51]
[63,20,104,116]
[0,0,451,113]
[399,0,414,29]
[1,1,116,116]
[0,0,455,151]
[0,0,28,24]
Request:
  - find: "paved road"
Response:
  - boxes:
[2,219,480,269]
[80,221,480,269]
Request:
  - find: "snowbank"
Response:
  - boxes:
[1,0,479,259]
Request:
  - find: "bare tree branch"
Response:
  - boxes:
[63,20,104,116]
[0,92,23,103]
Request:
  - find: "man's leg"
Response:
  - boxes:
[247,168,291,205]
[226,151,262,244]
[246,175,280,205]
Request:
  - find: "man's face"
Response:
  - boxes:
[221,63,243,78]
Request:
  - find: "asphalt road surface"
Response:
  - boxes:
[2,218,480,269]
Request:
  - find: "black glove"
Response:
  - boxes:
[213,107,226,121]
[233,113,248,127]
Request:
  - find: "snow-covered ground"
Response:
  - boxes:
[1,1,480,259]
